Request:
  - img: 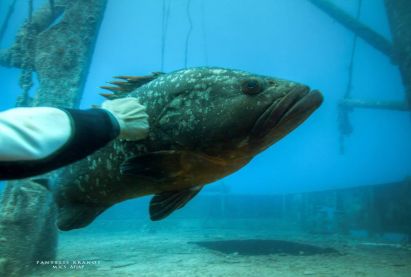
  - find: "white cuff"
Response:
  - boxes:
[0,107,72,161]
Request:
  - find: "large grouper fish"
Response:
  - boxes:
[51,67,323,231]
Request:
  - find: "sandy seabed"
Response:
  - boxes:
[31,220,411,277]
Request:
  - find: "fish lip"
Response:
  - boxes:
[251,86,323,140]
[277,89,323,128]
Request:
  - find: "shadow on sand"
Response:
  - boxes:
[190,239,340,256]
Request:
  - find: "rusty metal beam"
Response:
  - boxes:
[308,0,393,59]
[340,98,410,111]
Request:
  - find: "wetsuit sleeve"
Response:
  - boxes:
[0,107,120,180]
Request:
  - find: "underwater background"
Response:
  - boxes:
[0,0,410,276]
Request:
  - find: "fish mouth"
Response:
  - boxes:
[251,86,323,144]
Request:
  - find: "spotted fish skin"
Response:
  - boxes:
[54,67,323,230]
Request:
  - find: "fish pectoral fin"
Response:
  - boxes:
[57,202,109,231]
[149,185,202,221]
[121,150,226,182]
[121,150,184,180]
[121,150,184,181]
[31,178,51,191]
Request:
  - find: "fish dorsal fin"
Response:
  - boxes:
[100,72,164,99]
[149,186,202,221]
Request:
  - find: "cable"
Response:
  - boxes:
[161,0,170,71]
[338,0,363,154]
[200,0,208,65]
[344,0,362,99]
[184,0,192,68]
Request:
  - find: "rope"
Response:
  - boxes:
[200,0,208,65]
[344,1,362,99]
[0,0,17,47]
[184,0,192,68]
[160,0,170,71]
[338,0,362,154]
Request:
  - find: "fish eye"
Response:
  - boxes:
[241,79,262,95]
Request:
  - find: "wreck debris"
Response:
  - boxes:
[0,180,57,277]
[0,0,107,108]
[385,0,411,113]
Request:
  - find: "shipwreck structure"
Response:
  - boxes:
[307,0,411,152]
[0,0,107,276]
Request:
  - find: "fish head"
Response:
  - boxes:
[147,68,323,161]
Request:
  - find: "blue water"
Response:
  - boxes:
[1,0,409,194]
[1,1,411,276]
